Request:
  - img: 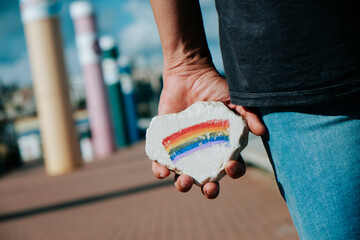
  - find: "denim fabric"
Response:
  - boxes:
[259,95,360,239]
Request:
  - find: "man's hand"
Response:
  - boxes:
[152,60,265,199]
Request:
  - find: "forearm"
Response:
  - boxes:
[150,0,212,69]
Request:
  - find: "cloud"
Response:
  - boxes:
[0,43,82,87]
[64,44,81,76]
[118,0,161,57]
[0,53,32,86]
[118,0,223,72]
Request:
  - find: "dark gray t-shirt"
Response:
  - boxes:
[215,0,360,107]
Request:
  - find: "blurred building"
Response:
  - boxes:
[0,119,21,174]
[74,110,93,162]
[12,88,36,116]
[69,74,87,110]
[131,66,162,135]
[14,110,93,164]
[14,116,42,162]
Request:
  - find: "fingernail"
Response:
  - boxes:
[180,180,189,189]
[228,165,238,175]
[207,189,219,199]
[207,189,215,196]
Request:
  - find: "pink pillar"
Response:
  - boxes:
[70,1,115,158]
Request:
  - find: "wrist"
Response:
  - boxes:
[163,46,214,78]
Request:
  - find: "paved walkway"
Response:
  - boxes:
[0,142,299,240]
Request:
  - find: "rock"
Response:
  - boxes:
[145,101,249,185]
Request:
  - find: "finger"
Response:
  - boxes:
[202,182,220,199]
[152,161,170,179]
[225,160,246,179]
[174,174,193,192]
[235,106,266,136]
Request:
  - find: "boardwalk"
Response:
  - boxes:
[0,142,299,240]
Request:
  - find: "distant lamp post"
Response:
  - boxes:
[118,56,140,144]
[99,36,128,148]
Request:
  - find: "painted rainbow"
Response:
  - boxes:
[162,119,230,163]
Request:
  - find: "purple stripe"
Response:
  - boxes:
[172,140,229,164]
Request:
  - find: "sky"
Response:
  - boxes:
[0,0,223,86]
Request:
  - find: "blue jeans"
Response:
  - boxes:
[258,95,360,240]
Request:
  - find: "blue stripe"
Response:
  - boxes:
[169,135,229,161]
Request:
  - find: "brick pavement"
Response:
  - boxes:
[0,141,299,240]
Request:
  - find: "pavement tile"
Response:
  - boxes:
[0,141,299,240]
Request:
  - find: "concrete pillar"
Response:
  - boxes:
[70,1,116,158]
[20,0,82,175]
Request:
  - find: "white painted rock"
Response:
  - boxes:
[145,101,249,185]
